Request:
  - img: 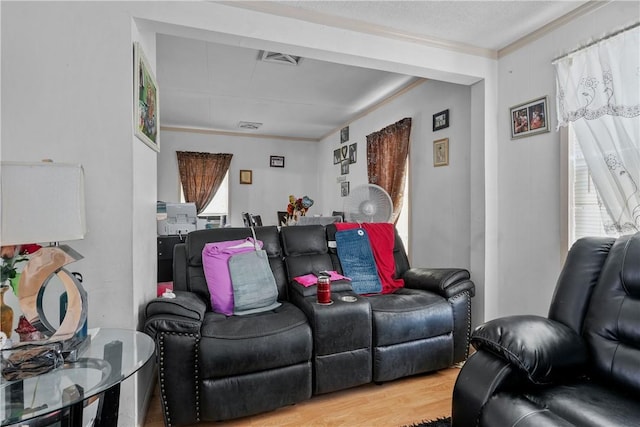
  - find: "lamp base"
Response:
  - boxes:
[19,245,88,342]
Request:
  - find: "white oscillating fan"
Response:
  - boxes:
[344,184,393,223]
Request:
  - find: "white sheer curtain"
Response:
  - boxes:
[554,25,640,234]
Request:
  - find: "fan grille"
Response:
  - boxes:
[344,184,393,222]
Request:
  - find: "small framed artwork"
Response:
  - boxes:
[239,169,252,184]
[510,96,549,139]
[341,181,350,197]
[340,160,350,175]
[340,126,349,144]
[432,109,449,132]
[270,155,285,168]
[341,145,348,161]
[333,148,341,165]
[348,143,357,164]
[134,42,159,152]
[433,138,449,167]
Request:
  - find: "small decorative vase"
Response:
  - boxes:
[1,284,14,339]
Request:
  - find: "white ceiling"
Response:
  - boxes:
[157,34,420,140]
[157,1,590,140]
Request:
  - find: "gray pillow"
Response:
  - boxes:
[228,249,281,315]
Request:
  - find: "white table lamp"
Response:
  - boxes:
[1,161,88,344]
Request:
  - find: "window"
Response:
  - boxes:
[568,126,619,245]
[557,25,639,250]
[396,159,410,256]
[180,170,229,217]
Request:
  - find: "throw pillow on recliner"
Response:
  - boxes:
[228,249,281,315]
[202,238,258,315]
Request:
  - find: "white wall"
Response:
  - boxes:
[469,80,487,326]
[1,2,157,424]
[318,80,472,270]
[158,131,319,226]
[131,20,160,425]
[495,1,639,317]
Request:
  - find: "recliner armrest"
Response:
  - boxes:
[146,291,206,320]
[402,268,475,298]
[144,291,207,338]
[471,315,587,385]
[143,292,204,427]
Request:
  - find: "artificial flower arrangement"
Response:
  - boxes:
[1,244,42,294]
[285,195,314,224]
[1,244,44,342]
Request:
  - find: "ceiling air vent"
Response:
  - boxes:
[259,51,302,66]
[238,121,263,130]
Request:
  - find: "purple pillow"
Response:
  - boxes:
[202,238,262,315]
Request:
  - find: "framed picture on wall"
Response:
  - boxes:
[433,138,449,167]
[340,126,349,144]
[510,96,549,139]
[340,160,350,175]
[270,155,285,168]
[341,145,348,161]
[333,148,341,164]
[348,143,357,164]
[432,109,449,131]
[341,181,350,197]
[239,169,252,184]
[133,42,159,152]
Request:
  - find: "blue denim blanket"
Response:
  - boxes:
[335,228,382,294]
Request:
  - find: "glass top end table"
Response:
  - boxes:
[1,328,155,427]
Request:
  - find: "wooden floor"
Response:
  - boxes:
[143,366,460,427]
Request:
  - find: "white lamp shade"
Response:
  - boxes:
[1,162,87,245]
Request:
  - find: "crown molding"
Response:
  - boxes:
[498,1,612,58]
[217,1,498,59]
[320,78,427,141]
[220,1,611,62]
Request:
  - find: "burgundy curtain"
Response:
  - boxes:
[366,117,411,223]
[176,151,233,214]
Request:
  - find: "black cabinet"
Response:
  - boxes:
[157,236,184,282]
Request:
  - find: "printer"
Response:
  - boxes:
[157,202,197,237]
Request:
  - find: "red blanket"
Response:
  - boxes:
[335,222,404,294]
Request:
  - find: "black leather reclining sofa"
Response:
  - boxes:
[452,232,640,427]
[144,224,475,426]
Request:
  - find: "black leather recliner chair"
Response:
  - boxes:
[452,232,640,426]
[144,226,313,426]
